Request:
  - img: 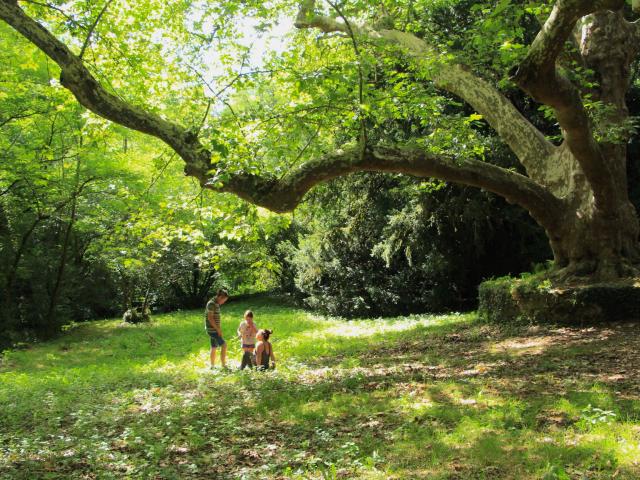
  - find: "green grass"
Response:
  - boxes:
[1,296,640,479]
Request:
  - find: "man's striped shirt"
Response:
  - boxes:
[204,300,221,333]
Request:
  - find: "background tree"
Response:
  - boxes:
[0,19,289,346]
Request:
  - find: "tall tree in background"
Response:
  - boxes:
[1,0,639,290]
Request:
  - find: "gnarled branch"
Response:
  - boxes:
[511,0,625,211]
[214,144,565,234]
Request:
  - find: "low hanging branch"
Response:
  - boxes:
[215,144,565,234]
[0,0,212,180]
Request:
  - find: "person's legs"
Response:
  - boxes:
[240,351,249,369]
[221,343,227,368]
[240,346,255,370]
[210,347,217,368]
[209,333,225,369]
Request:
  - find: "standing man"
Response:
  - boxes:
[205,289,229,369]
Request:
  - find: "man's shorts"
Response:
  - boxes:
[208,331,226,348]
[242,343,255,349]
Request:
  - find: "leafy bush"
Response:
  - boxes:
[282,172,550,317]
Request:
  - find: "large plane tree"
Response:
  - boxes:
[2,0,640,296]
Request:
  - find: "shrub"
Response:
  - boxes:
[282,172,550,317]
[478,274,640,323]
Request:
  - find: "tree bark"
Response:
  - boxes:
[548,9,640,279]
[216,145,565,233]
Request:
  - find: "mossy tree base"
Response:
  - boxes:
[478,276,640,324]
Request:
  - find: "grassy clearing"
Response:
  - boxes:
[1,296,639,479]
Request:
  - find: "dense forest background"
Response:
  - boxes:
[2,2,639,349]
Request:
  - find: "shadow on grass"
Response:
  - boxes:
[231,319,640,479]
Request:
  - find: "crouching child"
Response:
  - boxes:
[255,329,276,371]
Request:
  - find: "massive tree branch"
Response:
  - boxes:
[0,0,212,180]
[214,145,565,234]
[511,0,625,210]
[295,0,557,188]
[434,65,556,185]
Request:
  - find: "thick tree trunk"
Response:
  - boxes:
[523,9,640,282]
[548,197,640,280]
